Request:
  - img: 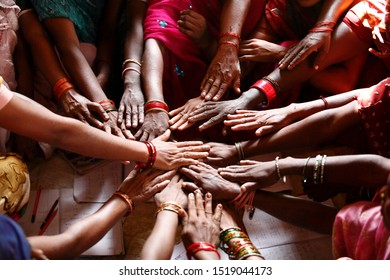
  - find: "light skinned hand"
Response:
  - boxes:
[203,141,239,167]
[151,129,210,170]
[154,174,188,209]
[118,168,176,206]
[179,191,222,249]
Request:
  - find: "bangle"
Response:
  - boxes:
[122,58,142,68]
[219,41,239,53]
[302,156,311,177]
[219,32,241,42]
[234,142,245,161]
[144,100,169,114]
[122,67,141,79]
[53,77,74,100]
[135,141,157,170]
[99,99,117,112]
[313,154,322,184]
[229,190,256,219]
[155,201,183,216]
[275,156,284,182]
[250,77,279,108]
[113,191,134,215]
[186,242,220,260]
[320,96,329,109]
[145,108,169,115]
[314,20,336,27]
[320,155,327,184]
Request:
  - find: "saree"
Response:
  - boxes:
[144,0,266,109]
[0,214,30,259]
[332,200,390,259]
[16,0,106,44]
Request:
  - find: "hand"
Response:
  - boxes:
[169,97,205,131]
[278,31,331,70]
[102,111,134,139]
[178,9,212,50]
[180,191,222,250]
[135,111,169,141]
[200,45,241,101]
[239,38,287,63]
[188,97,250,132]
[154,174,188,209]
[151,129,210,170]
[180,162,241,201]
[59,89,109,128]
[118,84,145,129]
[118,168,176,206]
[218,160,279,191]
[203,141,239,167]
[224,105,297,137]
[302,180,341,202]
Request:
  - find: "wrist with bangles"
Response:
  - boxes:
[112,191,134,216]
[53,77,75,100]
[186,242,221,260]
[135,141,157,170]
[144,99,169,115]
[250,76,280,108]
[99,99,117,113]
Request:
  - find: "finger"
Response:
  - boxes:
[255,125,277,137]
[90,103,110,121]
[241,182,258,192]
[204,192,213,218]
[200,75,214,98]
[117,104,125,124]
[198,116,222,132]
[204,78,221,101]
[212,203,223,227]
[177,120,194,131]
[194,191,205,217]
[182,181,200,193]
[187,192,196,217]
[155,129,171,141]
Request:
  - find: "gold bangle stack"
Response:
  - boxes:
[155,201,183,217]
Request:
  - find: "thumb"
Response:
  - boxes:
[232,76,241,95]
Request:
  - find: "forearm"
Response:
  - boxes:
[27,196,128,259]
[242,101,359,157]
[220,0,251,36]
[316,0,358,24]
[140,211,179,259]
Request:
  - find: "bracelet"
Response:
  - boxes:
[229,190,256,219]
[122,58,142,68]
[302,156,311,177]
[99,99,117,112]
[53,77,74,100]
[234,142,245,161]
[219,41,239,53]
[219,32,241,42]
[275,156,284,182]
[320,96,329,109]
[250,77,279,108]
[186,242,220,260]
[122,67,141,79]
[309,27,333,33]
[314,20,336,27]
[313,154,322,184]
[144,100,169,114]
[113,191,134,215]
[135,141,157,170]
[320,155,327,184]
[155,201,183,216]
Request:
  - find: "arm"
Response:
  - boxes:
[140,175,187,260]
[27,168,175,259]
[0,86,209,169]
[119,0,147,129]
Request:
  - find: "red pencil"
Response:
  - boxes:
[38,208,58,236]
[31,189,41,223]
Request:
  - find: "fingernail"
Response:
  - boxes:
[206,192,211,198]
[189,193,194,198]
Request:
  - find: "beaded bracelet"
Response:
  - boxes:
[113,191,134,215]
[135,141,157,170]
[155,201,183,217]
[186,242,221,260]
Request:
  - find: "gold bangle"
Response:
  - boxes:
[113,191,134,215]
[145,108,169,115]
[155,201,183,217]
[122,58,142,68]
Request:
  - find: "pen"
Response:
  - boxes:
[40,198,59,230]
[38,208,58,236]
[31,188,41,223]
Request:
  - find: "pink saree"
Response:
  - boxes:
[333,200,390,259]
[143,0,266,109]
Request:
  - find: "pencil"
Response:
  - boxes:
[31,188,41,223]
[40,198,59,230]
[38,208,58,236]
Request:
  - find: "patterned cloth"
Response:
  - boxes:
[355,77,390,157]
[333,200,390,260]
[0,214,30,259]
[16,0,106,43]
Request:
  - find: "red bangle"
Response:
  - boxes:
[219,32,241,42]
[314,20,336,27]
[144,100,169,113]
[219,41,239,53]
[320,96,329,109]
[186,242,220,260]
[250,78,278,108]
[99,99,115,106]
[54,81,74,100]
[136,141,157,170]
[309,27,333,33]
